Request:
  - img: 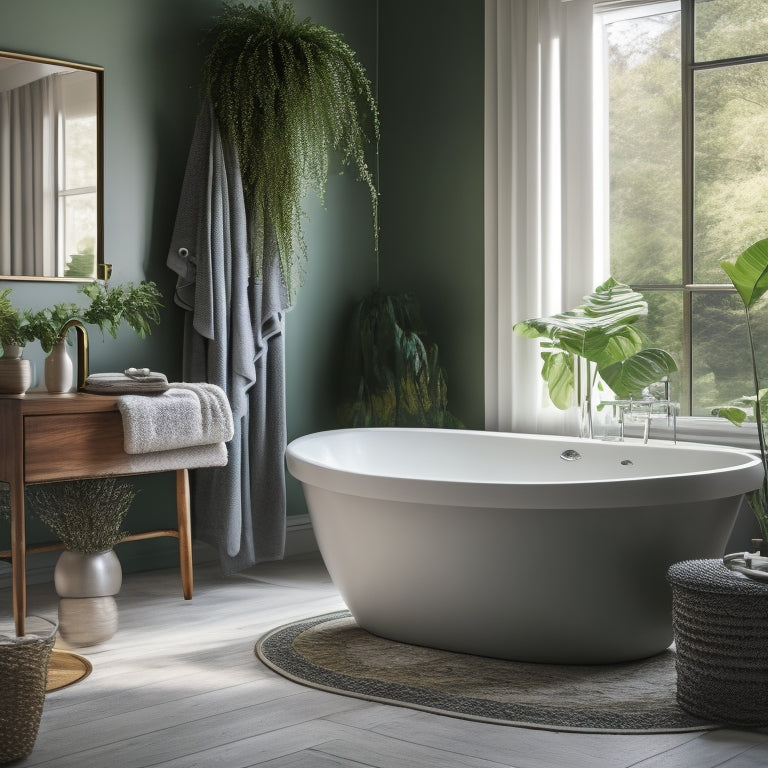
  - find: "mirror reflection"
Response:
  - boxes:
[0,51,103,280]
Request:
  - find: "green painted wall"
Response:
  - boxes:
[0,0,379,572]
[377,0,486,430]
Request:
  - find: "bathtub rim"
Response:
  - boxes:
[286,427,764,510]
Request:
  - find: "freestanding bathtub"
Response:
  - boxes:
[286,428,763,664]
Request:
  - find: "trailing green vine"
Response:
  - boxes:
[201,0,380,300]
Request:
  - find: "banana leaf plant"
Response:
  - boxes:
[717,237,768,549]
[338,291,463,429]
[513,278,677,424]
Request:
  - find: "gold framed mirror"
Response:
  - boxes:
[0,50,104,281]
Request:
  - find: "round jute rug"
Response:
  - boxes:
[255,610,719,734]
[46,649,92,693]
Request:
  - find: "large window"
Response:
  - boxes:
[595,0,768,417]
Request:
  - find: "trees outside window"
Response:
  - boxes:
[596,0,768,416]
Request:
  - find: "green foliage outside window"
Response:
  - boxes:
[603,0,768,416]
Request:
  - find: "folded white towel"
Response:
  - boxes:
[123,441,228,472]
[117,382,234,455]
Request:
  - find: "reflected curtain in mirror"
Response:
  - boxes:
[0,73,60,276]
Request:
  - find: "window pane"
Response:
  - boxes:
[694,0,768,63]
[61,193,97,278]
[693,62,768,283]
[691,292,760,416]
[604,8,682,285]
[64,115,97,190]
[634,290,685,409]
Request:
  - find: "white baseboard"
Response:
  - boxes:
[0,514,317,590]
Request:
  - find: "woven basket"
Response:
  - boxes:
[668,559,768,728]
[0,618,57,764]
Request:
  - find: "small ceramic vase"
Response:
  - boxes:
[44,338,73,394]
[54,549,123,599]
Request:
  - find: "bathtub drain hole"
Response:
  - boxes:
[560,450,582,461]
[621,459,634,466]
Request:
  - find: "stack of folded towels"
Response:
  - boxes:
[84,371,234,468]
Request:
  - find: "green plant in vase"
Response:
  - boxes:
[513,278,678,435]
[26,282,163,355]
[0,289,34,356]
[0,289,36,394]
[26,478,136,599]
[25,281,163,393]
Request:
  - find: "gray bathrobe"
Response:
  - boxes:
[167,102,289,573]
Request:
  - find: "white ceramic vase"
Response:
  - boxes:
[44,338,73,393]
[54,549,123,599]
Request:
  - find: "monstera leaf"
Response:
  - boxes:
[514,278,677,410]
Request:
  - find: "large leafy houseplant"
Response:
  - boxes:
[716,238,768,549]
[200,0,379,300]
[338,292,463,429]
[513,278,677,427]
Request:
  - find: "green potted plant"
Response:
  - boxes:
[513,278,678,436]
[338,291,463,428]
[26,282,163,355]
[200,0,379,301]
[25,281,163,393]
[0,289,34,358]
[0,290,35,394]
[26,478,135,599]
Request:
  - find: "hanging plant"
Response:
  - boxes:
[200,0,380,300]
[338,292,464,429]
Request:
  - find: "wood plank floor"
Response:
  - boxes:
[2,553,768,768]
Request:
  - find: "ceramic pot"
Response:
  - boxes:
[54,549,122,598]
[0,358,31,394]
[44,338,73,393]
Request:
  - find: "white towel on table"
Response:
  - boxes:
[117,382,234,454]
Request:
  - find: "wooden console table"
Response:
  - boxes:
[0,392,193,636]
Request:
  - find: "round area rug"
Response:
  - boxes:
[256,610,718,734]
[46,649,92,692]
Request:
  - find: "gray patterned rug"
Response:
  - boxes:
[255,610,718,734]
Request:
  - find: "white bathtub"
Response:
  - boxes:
[286,428,763,664]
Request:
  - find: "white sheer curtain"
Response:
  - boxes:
[0,75,60,276]
[485,0,602,434]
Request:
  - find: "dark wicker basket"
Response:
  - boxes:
[0,619,57,764]
[668,559,768,728]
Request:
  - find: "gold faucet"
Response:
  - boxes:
[59,319,89,390]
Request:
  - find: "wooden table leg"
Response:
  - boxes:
[176,469,193,600]
[10,479,26,636]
